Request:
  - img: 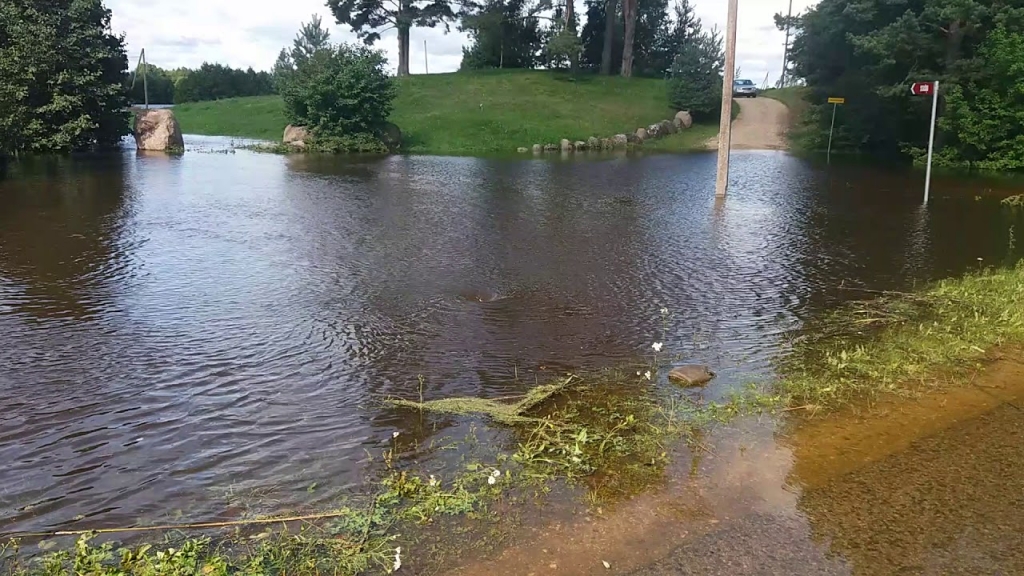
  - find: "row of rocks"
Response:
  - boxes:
[518,111,694,154]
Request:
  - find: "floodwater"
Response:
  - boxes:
[1,137,1023,560]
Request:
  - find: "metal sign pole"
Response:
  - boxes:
[923,80,939,204]
[827,102,837,164]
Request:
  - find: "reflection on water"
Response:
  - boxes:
[1,139,1023,550]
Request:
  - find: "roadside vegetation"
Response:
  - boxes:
[777,261,1024,413]
[777,0,1024,170]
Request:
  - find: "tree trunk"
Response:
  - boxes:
[600,0,617,75]
[566,0,578,74]
[397,24,410,76]
[620,0,636,77]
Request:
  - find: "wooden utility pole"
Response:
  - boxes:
[780,0,793,88]
[715,0,739,198]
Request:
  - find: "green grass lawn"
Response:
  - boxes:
[172,70,715,155]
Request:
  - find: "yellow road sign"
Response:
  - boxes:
[828,97,846,104]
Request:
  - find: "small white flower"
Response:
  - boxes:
[644,371,652,381]
[652,342,663,352]
[428,474,438,487]
[660,307,669,315]
[491,469,501,478]
[487,475,497,485]
[392,431,400,439]
[636,371,642,376]
[393,546,402,572]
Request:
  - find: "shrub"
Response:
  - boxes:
[666,29,724,121]
[280,43,396,152]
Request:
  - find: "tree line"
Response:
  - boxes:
[783,0,1024,170]
[327,0,713,79]
[128,63,275,105]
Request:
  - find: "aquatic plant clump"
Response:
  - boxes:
[777,262,1024,411]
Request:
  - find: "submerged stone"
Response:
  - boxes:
[668,365,716,386]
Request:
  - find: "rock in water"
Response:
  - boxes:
[544,143,558,152]
[668,365,716,387]
[532,144,543,154]
[133,109,184,151]
[600,138,612,149]
[283,124,310,145]
[587,137,600,149]
[517,147,529,153]
[611,134,628,148]
[380,122,402,151]
[574,140,588,151]
[634,127,647,142]
[674,110,693,130]
[560,139,572,152]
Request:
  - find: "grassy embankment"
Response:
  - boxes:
[172,70,718,155]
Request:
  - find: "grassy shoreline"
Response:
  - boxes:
[172,71,717,156]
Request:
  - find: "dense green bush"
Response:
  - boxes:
[666,28,723,120]
[0,0,129,155]
[280,43,396,152]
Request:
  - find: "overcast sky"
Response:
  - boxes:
[109,0,817,87]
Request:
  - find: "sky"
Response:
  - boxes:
[109,0,817,87]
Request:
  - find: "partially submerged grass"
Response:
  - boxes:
[776,262,1024,412]
[1002,194,1024,207]
[4,366,781,575]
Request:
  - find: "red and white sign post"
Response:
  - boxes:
[911,81,939,204]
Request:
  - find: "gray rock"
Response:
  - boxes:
[647,123,662,139]
[134,109,184,151]
[574,140,587,151]
[674,110,693,129]
[587,136,600,149]
[544,143,558,152]
[380,122,402,151]
[517,147,529,153]
[532,143,542,153]
[667,365,716,387]
[611,134,629,148]
[600,138,612,150]
[560,139,572,152]
[660,119,675,135]
[635,127,648,142]
[283,124,309,144]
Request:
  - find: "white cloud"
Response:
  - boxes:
[110,0,815,83]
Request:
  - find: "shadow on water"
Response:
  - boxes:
[1,138,1024,573]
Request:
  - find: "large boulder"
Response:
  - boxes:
[660,119,676,135]
[634,127,648,142]
[560,139,572,152]
[587,137,600,150]
[283,124,309,145]
[674,111,693,130]
[647,123,662,139]
[600,138,612,150]
[380,122,402,151]
[532,144,543,154]
[611,134,628,148]
[133,109,184,151]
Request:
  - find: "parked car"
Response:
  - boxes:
[733,79,758,98]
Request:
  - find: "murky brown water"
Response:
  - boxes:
[2,136,1023,542]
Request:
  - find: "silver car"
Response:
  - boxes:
[733,79,758,98]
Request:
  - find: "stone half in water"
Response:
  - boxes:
[667,365,716,387]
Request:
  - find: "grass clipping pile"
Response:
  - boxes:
[777,262,1024,412]
[386,376,576,425]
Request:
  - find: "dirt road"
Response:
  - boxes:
[705,96,789,151]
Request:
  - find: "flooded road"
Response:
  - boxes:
[1,137,1023,547]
